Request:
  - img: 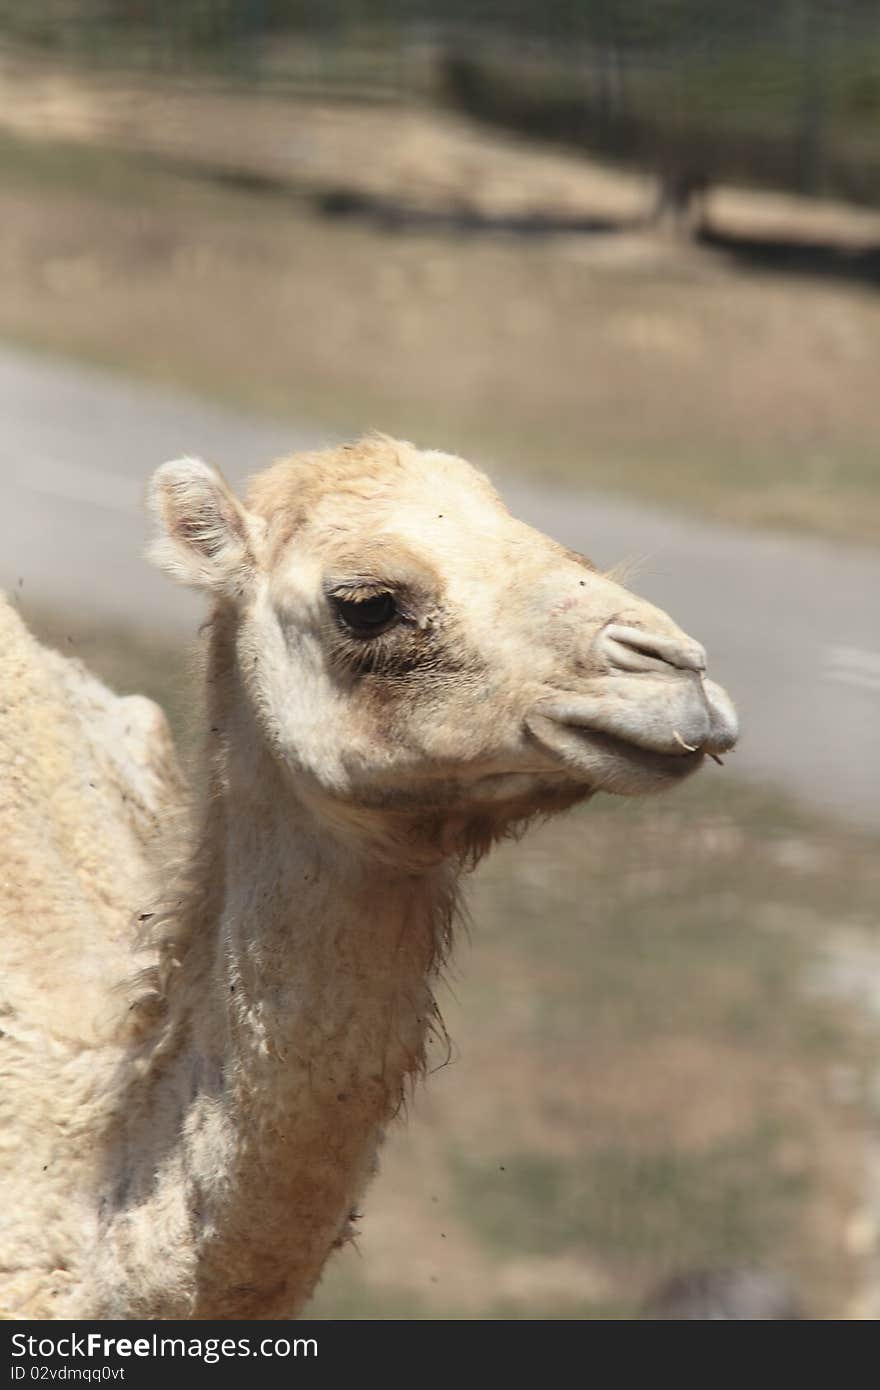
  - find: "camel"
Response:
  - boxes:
[0,435,737,1320]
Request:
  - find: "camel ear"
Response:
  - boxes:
[148,457,262,597]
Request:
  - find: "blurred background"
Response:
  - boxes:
[0,1,879,1319]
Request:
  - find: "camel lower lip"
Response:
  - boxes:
[563,725,705,775]
[525,712,709,788]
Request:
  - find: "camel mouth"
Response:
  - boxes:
[526,676,737,795]
[538,718,706,788]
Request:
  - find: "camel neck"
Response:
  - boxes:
[94,737,453,1320]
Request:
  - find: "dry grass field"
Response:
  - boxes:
[0,60,878,542]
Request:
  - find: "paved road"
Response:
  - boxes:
[1,344,877,830]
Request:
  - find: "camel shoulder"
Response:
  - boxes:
[0,593,185,1044]
[0,593,184,828]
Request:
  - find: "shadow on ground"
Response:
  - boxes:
[698,224,880,288]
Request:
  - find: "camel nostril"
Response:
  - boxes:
[601,624,707,676]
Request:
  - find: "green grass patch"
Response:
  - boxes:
[454,1128,805,1267]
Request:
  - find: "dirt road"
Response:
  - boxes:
[1,343,877,829]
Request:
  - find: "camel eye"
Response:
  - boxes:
[332,591,398,638]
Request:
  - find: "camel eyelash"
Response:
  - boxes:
[327,581,394,605]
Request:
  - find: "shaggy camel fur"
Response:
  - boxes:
[0,436,737,1319]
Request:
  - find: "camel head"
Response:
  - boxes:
[149,436,737,856]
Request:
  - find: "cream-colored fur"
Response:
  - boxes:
[0,436,737,1319]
